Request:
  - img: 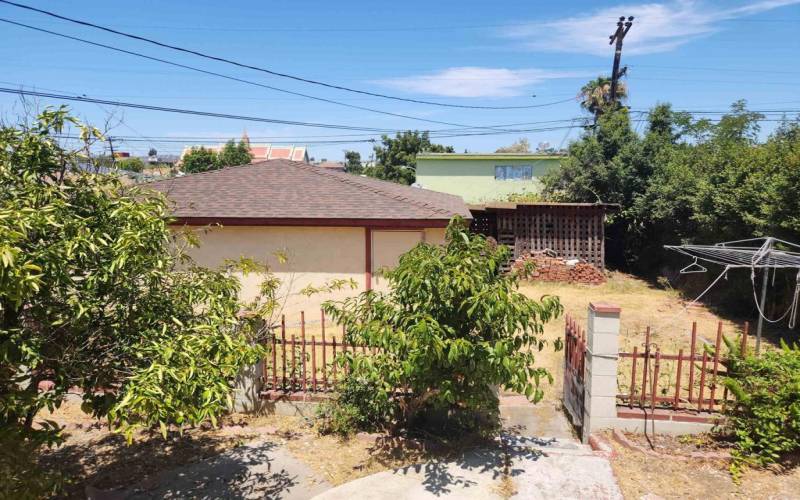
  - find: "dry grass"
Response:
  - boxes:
[605,431,800,499]
[518,271,746,401]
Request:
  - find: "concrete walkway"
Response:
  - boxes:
[119,397,620,499]
[125,438,331,499]
[314,397,621,499]
[312,435,620,499]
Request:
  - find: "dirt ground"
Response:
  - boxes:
[37,400,454,497]
[518,271,751,400]
[604,431,800,499]
[37,401,265,498]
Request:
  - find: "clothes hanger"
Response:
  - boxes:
[680,257,707,274]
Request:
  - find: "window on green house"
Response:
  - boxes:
[495,165,533,181]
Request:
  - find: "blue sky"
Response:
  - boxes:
[1,0,799,161]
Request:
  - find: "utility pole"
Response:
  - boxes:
[108,136,116,169]
[608,16,634,105]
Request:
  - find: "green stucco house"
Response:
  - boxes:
[415,153,563,203]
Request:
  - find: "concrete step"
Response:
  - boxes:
[501,434,594,456]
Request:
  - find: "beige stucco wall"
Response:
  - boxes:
[187,226,364,319]
[185,225,448,320]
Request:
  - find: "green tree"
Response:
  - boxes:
[496,138,531,153]
[344,150,363,174]
[545,95,800,283]
[0,108,267,492]
[181,146,218,173]
[366,131,454,185]
[117,156,146,172]
[579,76,628,122]
[323,218,562,432]
[216,139,252,168]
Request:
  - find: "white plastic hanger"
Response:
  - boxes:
[680,257,707,274]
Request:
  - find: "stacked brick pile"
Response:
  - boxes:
[513,252,606,285]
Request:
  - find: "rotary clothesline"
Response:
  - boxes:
[665,237,800,353]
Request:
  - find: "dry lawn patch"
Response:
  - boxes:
[518,272,745,400]
[605,431,800,499]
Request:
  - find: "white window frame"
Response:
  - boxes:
[494,164,533,181]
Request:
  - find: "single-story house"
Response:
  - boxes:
[415,152,563,204]
[148,159,470,314]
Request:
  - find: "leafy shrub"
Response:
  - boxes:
[723,339,800,475]
[116,156,145,172]
[0,423,65,499]
[315,376,394,436]
[323,217,562,434]
[1,109,274,495]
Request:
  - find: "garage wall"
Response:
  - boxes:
[186,226,365,316]
[184,225,449,317]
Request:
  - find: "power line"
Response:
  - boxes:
[0,0,569,110]
[0,18,538,133]
[7,86,790,146]
[4,87,595,139]
[2,79,593,134]
[0,87,401,132]
[9,16,799,33]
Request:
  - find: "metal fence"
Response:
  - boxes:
[261,310,375,392]
[616,321,747,413]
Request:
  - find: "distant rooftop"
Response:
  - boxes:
[417,152,565,161]
[180,143,308,163]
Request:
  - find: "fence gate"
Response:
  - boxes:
[562,315,587,438]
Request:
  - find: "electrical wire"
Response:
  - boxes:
[0,18,535,132]
[0,87,401,132]
[0,0,573,110]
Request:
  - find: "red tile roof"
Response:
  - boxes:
[147,159,470,223]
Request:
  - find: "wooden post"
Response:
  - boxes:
[651,350,661,410]
[312,336,317,392]
[688,322,697,403]
[281,315,286,390]
[629,346,638,408]
[271,334,277,390]
[301,311,307,392]
[290,334,296,391]
[365,227,372,290]
[332,337,338,385]
[698,351,708,411]
[640,327,651,406]
[674,349,683,408]
[709,322,723,407]
[321,310,327,390]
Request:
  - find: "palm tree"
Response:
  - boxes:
[578,76,627,122]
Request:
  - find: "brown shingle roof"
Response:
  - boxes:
[147,159,470,222]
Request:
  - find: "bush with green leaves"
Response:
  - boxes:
[323,218,562,434]
[181,145,219,173]
[315,376,393,436]
[723,339,800,475]
[0,108,268,493]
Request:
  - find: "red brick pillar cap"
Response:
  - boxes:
[590,302,621,314]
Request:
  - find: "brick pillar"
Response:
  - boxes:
[582,301,621,442]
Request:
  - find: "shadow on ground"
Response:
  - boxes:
[41,427,255,499]
[384,436,547,496]
[126,441,302,499]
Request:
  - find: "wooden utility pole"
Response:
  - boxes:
[108,136,117,169]
[608,16,634,104]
